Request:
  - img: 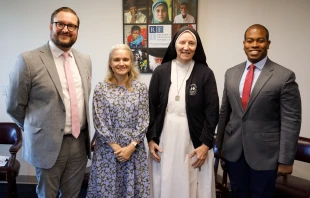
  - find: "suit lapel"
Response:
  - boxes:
[72,49,89,105]
[39,43,65,103]
[245,59,273,113]
[233,62,246,112]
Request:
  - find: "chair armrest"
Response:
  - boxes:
[9,140,22,154]
[6,155,16,169]
[220,159,229,192]
[91,140,96,152]
[90,133,97,152]
[220,159,227,170]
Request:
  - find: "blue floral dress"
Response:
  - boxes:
[87,80,150,198]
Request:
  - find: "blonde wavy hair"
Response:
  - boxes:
[105,44,140,92]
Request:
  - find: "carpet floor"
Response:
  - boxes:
[0,183,87,198]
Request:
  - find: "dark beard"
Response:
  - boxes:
[51,33,76,49]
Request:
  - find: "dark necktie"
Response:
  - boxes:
[241,64,255,110]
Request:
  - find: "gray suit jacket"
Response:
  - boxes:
[6,43,92,169]
[216,58,301,170]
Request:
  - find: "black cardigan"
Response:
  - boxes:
[147,61,219,148]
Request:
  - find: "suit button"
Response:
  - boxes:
[63,109,66,112]
[61,129,64,132]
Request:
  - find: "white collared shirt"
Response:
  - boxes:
[49,40,86,134]
[173,13,195,23]
[239,56,268,97]
[124,11,147,23]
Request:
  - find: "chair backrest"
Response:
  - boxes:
[295,136,310,163]
[0,122,22,145]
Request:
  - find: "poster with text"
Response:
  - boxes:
[148,25,171,48]
[123,0,198,73]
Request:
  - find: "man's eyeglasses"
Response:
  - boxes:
[52,22,78,32]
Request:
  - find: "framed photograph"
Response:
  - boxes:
[123,0,198,73]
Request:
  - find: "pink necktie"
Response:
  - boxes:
[63,52,80,138]
[241,64,255,110]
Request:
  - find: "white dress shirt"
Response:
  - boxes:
[124,11,147,23]
[239,56,268,97]
[173,13,195,23]
[49,40,86,134]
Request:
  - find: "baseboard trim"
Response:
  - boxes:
[16,175,37,184]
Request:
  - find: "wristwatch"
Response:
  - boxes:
[131,141,138,148]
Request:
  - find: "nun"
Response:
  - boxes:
[147,26,219,198]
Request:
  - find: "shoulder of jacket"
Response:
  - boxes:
[193,62,212,74]
[72,48,91,59]
[225,62,245,73]
[268,60,293,74]
[153,62,171,74]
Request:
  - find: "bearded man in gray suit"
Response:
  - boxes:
[6,7,92,198]
[216,24,301,198]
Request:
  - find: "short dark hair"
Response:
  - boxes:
[131,25,141,33]
[180,2,188,7]
[244,24,269,41]
[50,7,80,27]
[128,2,137,9]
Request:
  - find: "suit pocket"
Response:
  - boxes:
[260,133,280,142]
[24,124,42,134]
[260,90,275,96]
[259,90,279,101]
[225,124,232,135]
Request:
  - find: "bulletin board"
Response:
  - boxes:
[123,0,198,73]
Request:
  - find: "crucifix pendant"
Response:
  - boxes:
[175,95,180,101]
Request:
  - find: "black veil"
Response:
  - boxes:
[162,26,208,67]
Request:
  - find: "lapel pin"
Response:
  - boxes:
[189,84,197,95]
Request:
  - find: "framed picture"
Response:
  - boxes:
[123,0,198,73]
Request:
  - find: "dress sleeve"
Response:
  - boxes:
[127,35,132,45]
[132,83,150,141]
[92,83,116,143]
[142,38,146,46]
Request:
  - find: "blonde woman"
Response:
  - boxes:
[87,44,150,197]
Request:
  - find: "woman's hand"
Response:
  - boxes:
[114,144,136,162]
[108,143,122,152]
[148,140,163,163]
[190,144,209,168]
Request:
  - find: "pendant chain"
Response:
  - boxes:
[176,61,191,101]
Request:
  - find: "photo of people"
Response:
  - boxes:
[122,0,198,73]
[132,48,149,73]
[125,25,147,48]
[148,48,166,71]
[172,23,196,36]
[173,0,196,23]
[150,0,172,24]
[124,0,147,23]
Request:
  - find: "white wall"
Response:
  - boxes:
[0,0,309,180]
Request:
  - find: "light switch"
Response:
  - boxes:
[0,85,7,96]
